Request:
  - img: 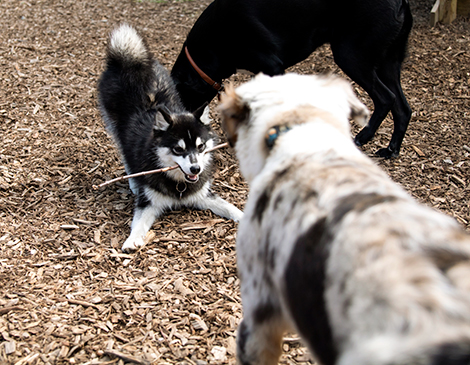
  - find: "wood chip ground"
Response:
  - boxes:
[1,0,469,364]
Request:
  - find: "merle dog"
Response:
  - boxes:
[220,73,470,365]
[171,0,413,158]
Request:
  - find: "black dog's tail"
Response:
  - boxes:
[99,24,155,117]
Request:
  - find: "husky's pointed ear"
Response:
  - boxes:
[155,106,173,131]
[147,93,157,108]
[193,102,211,125]
[218,84,250,147]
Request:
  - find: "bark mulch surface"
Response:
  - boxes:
[1,0,469,364]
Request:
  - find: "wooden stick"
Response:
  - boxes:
[92,142,229,190]
[104,349,150,365]
[92,165,179,190]
[0,306,24,315]
[67,299,99,309]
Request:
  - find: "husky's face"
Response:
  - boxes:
[154,105,214,183]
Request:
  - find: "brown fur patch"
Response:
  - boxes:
[219,84,251,147]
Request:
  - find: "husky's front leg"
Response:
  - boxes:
[122,195,163,252]
[196,192,243,221]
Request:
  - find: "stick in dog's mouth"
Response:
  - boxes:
[92,142,228,190]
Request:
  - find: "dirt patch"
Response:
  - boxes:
[0,0,469,364]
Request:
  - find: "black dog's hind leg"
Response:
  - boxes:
[374,60,412,158]
[373,5,413,158]
[331,42,398,157]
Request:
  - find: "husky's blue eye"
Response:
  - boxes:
[173,146,185,155]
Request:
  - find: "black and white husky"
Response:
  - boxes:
[98,24,243,252]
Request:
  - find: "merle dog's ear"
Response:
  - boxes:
[155,106,173,131]
[218,85,250,147]
[193,102,212,125]
[345,85,369,127]
[349,99,369,127]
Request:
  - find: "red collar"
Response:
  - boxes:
[185,46,223,91]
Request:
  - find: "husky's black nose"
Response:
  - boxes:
[190,165,201,174]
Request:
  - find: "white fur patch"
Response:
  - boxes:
[155,110,171,131]
[200,105,212,125]
[156,147,186,182]
[122,204,162,251]
[109,24,147,61]
[177,139,186,150]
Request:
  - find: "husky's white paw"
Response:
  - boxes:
[200,196,244,223]
[121,235,145,252]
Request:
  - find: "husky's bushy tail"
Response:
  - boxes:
[101,24,155,113]
[98,24,184,130]
[108,23,150,66]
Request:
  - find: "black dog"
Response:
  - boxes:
[171,0,413,158]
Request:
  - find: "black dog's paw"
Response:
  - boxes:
[354,137,363,147]
[354,128,374,147]
[375,147,399,159]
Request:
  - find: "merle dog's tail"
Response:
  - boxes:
[340,339,470,365]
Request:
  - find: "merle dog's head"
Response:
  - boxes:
[152,103,215,183]
[219,73,369,183]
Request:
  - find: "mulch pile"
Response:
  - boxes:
[0,0,469,364]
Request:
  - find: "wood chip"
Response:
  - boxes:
[450,174,466,187]
[1,1,468,365]
[411,145,425,157]
[60,224,79,230]
[67,299,99,309]
[189,313,208,333]
[174,277,194,296]
[180,219,225,231]
[4,341,16,355]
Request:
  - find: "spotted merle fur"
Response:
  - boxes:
[331,192,398,227]
[253,302,278,324]
[253,165,295,222]
[284,216,338,365]
[237,320,251,365]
